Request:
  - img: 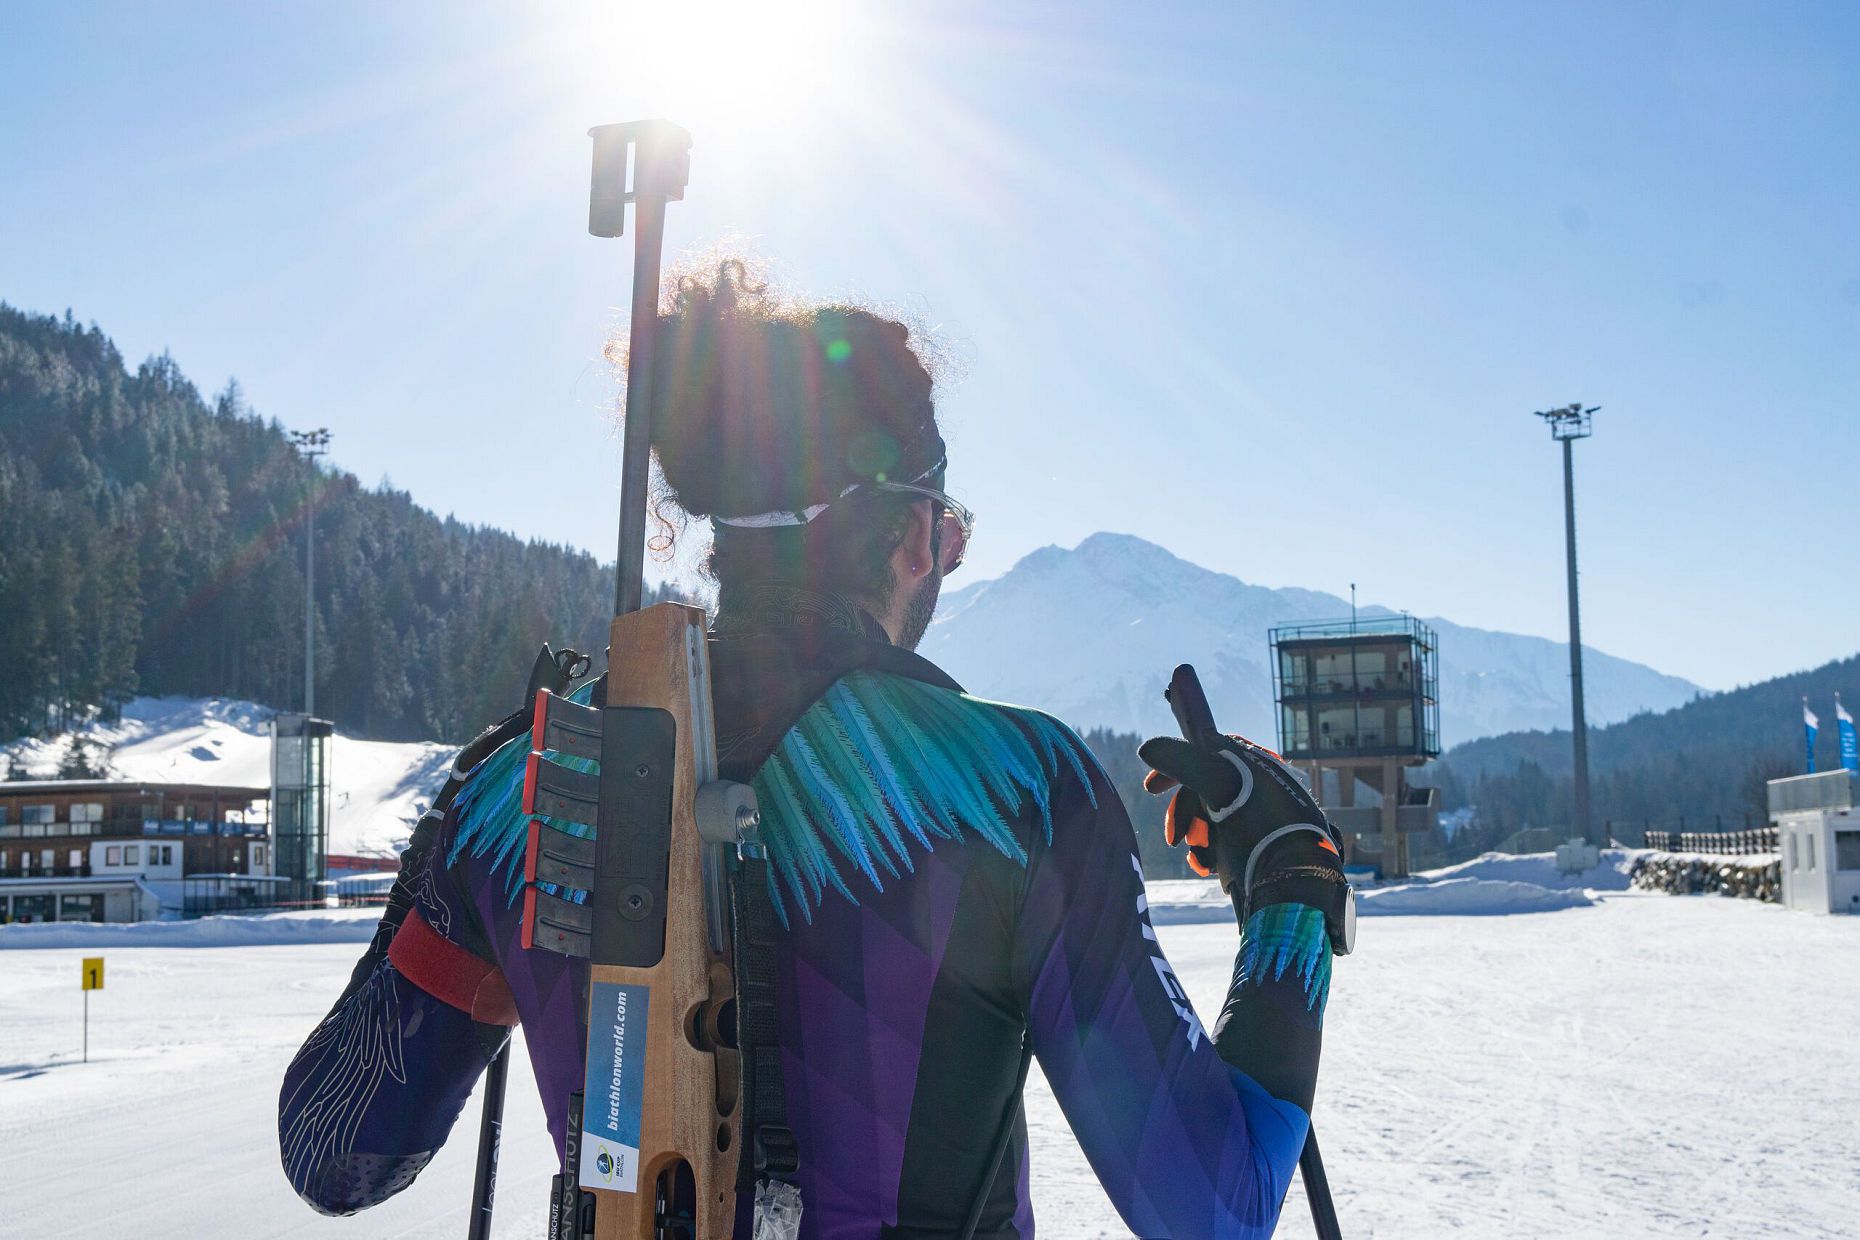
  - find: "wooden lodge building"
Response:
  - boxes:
[0,779,276,923]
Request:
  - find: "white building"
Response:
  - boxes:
[0,779,275,923]
[1769,770,1860,915]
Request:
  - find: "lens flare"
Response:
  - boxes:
[583,0,867,129]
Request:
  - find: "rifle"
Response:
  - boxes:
[1165,664,1344,1240]
[467,119,760,1240]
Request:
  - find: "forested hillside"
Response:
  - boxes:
[1082,726,1190,878]
[0,305,651,743]
[1432,653,1858,848]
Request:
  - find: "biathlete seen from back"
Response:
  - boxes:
[277,258,1354,1239]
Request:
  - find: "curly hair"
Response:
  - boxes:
[615,257,946,606]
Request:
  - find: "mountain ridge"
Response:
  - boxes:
[923,531,1701,746]
[1430,650,1860,846]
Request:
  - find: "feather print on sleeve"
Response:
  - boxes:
[752,671,1096,927]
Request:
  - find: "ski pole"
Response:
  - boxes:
[1164,664,1344,1239]
[467,1037,509,1240]
[1299,1124,1342,1240]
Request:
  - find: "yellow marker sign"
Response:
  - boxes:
[82,956,104,991]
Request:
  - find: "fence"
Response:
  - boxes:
[1609,813,1774,852]
[1639,826,1777,855]
[0,863,92,878]
[330,873,395,908]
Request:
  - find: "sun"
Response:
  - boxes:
[580,0,869,129]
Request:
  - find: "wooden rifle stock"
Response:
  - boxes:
[584,603,738,1238]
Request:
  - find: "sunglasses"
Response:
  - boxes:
[872,481,975,576]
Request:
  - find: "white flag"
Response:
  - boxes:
[1804,701,1819,730]
[1839,698,1854,726]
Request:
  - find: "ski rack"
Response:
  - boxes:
[519,604,757,1240]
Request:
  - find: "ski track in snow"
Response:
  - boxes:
[2,894,1855,1238]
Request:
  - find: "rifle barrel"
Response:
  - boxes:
[614,195,670,618]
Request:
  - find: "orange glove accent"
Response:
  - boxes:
[1162,796,1210,848]
[1143,769,1180,795]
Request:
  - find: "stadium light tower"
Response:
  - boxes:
[288,428,331,716]
[1536,403,1599,848]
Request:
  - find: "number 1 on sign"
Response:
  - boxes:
[81,956,103,1063]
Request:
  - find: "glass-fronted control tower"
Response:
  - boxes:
[270,713,333,907]
[1271,615,1440,876]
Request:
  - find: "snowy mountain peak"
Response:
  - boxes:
[923,533,1700,747]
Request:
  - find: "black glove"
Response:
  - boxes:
[1138,732,1348,924]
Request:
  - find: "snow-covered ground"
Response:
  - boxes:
[3,891,1854,1238]
[1146,848,1639,924]
[0,697,453,859]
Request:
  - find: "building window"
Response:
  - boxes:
[72,802,102,824]
[11,894,53,923]
[125,844,140,866]
[60,894,98,922]
[40,849,54,869]
[1806,834,1817,872]
[22,804,54,825]
[1835,831,1860,873]
[67,848,82,869]
[106,845,122,865]
[253,844,266,867]
[160,844,175,866]
[0,821,16,839]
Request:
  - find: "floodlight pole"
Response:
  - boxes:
[1536,404,1598,848]
[289,428,331,716]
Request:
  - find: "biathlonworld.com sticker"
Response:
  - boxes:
[580,980,650,1193]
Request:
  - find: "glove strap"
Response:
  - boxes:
[1238,822,1334,912]
[1205,750,1255,824]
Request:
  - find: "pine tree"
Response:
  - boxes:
[0,303,617,745]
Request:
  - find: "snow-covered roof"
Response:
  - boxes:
[0,779,268,794]
[2,697,457,858]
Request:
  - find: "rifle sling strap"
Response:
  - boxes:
[733,855,798,1189]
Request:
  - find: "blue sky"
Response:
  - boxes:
[3,1,1856,691]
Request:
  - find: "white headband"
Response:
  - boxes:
[711,455,947,530]
[711,484,859,529]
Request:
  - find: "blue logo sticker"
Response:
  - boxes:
[580,980,650,1193]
